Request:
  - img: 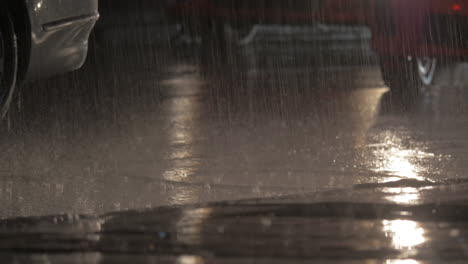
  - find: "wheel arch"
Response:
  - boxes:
[4,0,31,82]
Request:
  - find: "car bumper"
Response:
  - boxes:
[23,0,99,81]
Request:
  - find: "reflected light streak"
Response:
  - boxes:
[383,220,426,250]
[165,67,211,262]
[372,137,436,203]
[385,259,421,264]
[161,64,203,203]
[176,208,213,245]
[162,96,200,183]
[177,255,205,264]
[375,147,425,181]
[386,260,421,264]
[382,187,420,204]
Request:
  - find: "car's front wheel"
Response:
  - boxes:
[0,5,18,117]
[380,56,437,98]
[416,57,437,86]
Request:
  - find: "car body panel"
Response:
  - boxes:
[22,0,99,81]
[167,0,468,58]
[371,0,468,58]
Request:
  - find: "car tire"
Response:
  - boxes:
[0,5,18,118]
[380,56,437,98]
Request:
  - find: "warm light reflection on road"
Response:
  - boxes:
[176,207,213,245]
[162,65,209,264]
[374,147,427,181]
[349,87,430,205]
[162,95,200,183]
[382,187,420,204]
[371,134,435,203]
[383,220,426,250]
[386,260,421,264]
[161,64,203,204]
[177,255,205,264]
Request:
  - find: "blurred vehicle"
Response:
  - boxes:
[372,0,468,96]
[166,0,369,47]
[0,0,99,115]
[166,0,468,96]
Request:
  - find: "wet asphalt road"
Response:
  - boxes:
[1,24,468,218]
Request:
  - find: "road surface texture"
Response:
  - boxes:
[0,20,468,219]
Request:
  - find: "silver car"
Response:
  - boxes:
[0,0,99,115]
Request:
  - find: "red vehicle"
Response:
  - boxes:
[167,0,468,96]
